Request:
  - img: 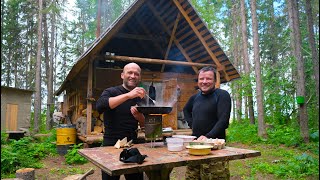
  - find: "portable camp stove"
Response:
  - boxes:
[136,107,172,148]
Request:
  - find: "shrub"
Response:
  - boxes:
[266,124,303,146]
[1,130,57,178]
[65,143,88,165]
[227,121,262,144]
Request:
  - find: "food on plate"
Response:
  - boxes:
[193,138,225,149]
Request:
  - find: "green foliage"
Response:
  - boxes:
[309,130,319,142]
[228,120,318,149]
[1,131,9,145]
[1,130,57,178]
[227,121,262,144]
[251,153,319,179]
[228,120,319,179]
[65,143,88,165]
[266,124,303,146]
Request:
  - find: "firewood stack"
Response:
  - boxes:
[75,109,104,135]
[91,110,104,135]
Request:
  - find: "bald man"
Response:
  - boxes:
[96,62,146,180]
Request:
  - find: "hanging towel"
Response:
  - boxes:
[149,82,156,105]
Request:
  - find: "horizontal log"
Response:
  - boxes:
[103,55,215,68]
[78,135,103,144]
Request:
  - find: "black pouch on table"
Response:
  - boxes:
[119,148,147,164]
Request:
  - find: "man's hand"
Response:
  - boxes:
[130,106,140,116]
[197,135,208,141]
[131,106,145,127]
[128,87,146,99]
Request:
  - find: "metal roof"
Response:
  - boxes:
[55,0,240,95]
[1,86,35,93]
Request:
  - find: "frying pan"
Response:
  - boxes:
[136,106,172,114]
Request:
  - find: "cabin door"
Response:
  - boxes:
[6,104,18,131]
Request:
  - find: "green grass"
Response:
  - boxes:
[49,167,86,175]
[227,121,319,179]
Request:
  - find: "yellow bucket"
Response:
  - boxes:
[56,124,76,145]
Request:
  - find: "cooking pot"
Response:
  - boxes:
[136,107,172,114]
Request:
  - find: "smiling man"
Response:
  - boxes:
[96,62,146,180]
[183,66,231,179]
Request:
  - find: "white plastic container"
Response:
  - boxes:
[166,138,184,151]
[172,135,197,146]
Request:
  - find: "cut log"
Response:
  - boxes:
[100,113,104,120]
[95,119,102,126]
[62,174,82,180]
[84,135,103,144]
[76,116,87,135]
[16,168,35,180]
[93,126,103,133]
[82,109,87,116]
[79,168,94,180]
[91,131,98,135]
[92,110,100,118]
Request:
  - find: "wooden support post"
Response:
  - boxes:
[86,58,93,135]
[215,71,221,88]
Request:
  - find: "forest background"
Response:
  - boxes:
[1,0,319,179]
[1,0,319,150]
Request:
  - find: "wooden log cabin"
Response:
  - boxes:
[54,0,240,146]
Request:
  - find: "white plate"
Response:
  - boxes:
[172,135,196,142]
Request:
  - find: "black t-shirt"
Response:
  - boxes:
[96,85,144,144]
[183,88,231,139]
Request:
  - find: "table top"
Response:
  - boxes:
[78,142,261,176]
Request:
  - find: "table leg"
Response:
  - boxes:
[145,168,173,180]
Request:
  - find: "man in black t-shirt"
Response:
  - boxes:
[183,66,231,180]
[96,62,146,180]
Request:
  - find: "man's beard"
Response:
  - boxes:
[124,80,138,90]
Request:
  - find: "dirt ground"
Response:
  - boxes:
[33,144,283,180]
[33,143,275,180]
[32,142,249,180]
[35,155,257,180]
[35,155,187,180]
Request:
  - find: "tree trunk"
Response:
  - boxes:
[6,50,12,86]
[231,0,242,122]
[240,0,255,124]
[62,24,67,80]
[81,11,85,54]
[96,0,102,38]
[14,51,18,87]
[244,97,248,120]
[45,0,56,130]
[43,0,50,130]
[250,0,267,138]
[287,0,309,142]
[267,0,281,120]
[305,0,319,107]
[34,0,43,133]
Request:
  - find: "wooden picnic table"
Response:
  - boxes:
[78,142,261,180]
